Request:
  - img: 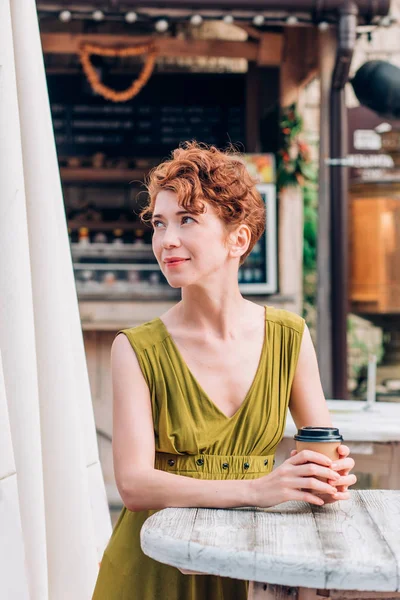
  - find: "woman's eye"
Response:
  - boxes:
[182,216,195,225]
[152,220,163,228]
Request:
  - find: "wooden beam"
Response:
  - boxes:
[234,23,263,40]
[257,32,282,66]
[60,168,147,183]
[40,32,282,64]
[279,26,318,107]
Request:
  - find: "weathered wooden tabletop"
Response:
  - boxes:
[141,490,400,594]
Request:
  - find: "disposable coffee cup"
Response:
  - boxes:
[294,427,343,462]
[294,427,343,495]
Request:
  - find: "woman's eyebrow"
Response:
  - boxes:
[152,210,192,219]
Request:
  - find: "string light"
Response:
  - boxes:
[155,19,169,32]
[380,15,392,27]
[59,10,72,22]
[253,15,265,26]
[38,9,400,30]
[92,10,104,22]
[125,11,138,23]
[190,14,203,26]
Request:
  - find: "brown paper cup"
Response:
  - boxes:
[294,427,343,493]
[295,440,341,462]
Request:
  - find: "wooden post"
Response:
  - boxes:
[246,63,262,152]
[278,186,304,317]
[277,26,318,317]
[317,28,337,398]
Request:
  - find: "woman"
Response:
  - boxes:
[93,142,356,600]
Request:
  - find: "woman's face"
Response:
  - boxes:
[151,189,235,289]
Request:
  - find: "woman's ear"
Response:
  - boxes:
[228,224,251,261]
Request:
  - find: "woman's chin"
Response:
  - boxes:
[167,281,183,289]
[163,275,187,288]
[164,274,195,289]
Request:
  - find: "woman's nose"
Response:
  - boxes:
[162,227,181,249]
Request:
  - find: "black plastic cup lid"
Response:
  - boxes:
[294,426,343,443]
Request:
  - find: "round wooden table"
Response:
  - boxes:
[141,490,400,600]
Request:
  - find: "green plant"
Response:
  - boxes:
[277,104,315,189]
[303,180,318,275]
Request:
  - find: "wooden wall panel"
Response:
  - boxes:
[350,195,400,314]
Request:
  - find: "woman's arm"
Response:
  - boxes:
[288,324,333,428]
[111,333,255,511]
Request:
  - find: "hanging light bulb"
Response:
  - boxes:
[59,10,72,22]
[286,15,298,25]
[155,19,169,33]
[92,10,104,22]
[190,14,203,26]
[318,21,329,31]
[380,15,391,27]
[223,15,234,24]
[125,11,138,23]
[253,15,264,26]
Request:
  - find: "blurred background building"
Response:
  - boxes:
[299,0,400,400]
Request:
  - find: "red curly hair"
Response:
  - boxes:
[141,141,266,265]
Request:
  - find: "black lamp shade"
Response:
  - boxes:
[351,60,400,119]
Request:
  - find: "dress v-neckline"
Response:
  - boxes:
[157,305,268,421]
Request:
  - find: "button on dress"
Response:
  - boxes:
[92,306,305,599]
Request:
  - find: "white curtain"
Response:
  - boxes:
[0,2,112,599]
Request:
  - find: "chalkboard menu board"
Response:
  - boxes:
[47,73,246,158]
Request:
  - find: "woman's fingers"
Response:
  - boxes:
[295,477,338,495]
[332,491,351,500]
[337,444,350,457]
[291,444,351,462]
[331,457,355,472]
[319,490,351,504]
[288,446,355,501]
[296,463,340,481]
[290,449,333,467]
[292,490,326,506]
[328,473,357,491]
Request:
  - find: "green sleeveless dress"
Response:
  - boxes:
[92,306,305,600]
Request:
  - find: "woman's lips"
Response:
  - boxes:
[164,259,190,267]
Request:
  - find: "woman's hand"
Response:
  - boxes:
[251,449,342,507]
[290,444,357,504]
